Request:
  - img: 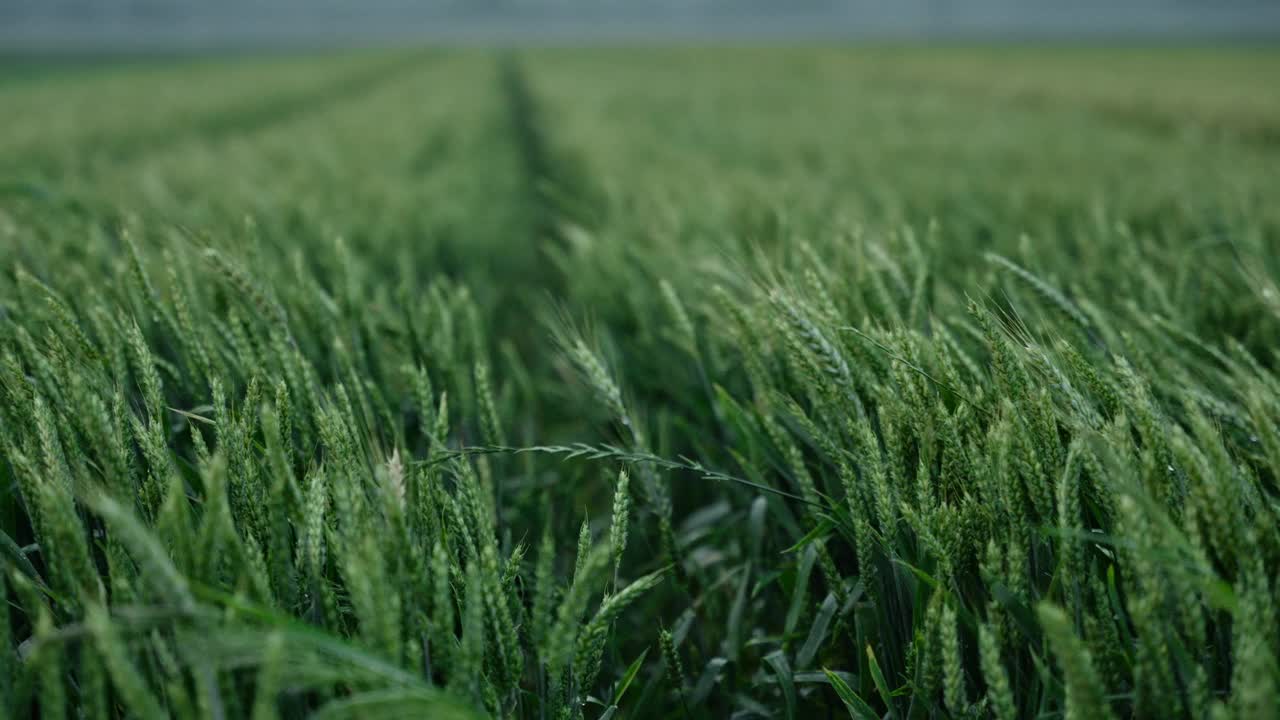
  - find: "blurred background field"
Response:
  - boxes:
[5,44,1277,311]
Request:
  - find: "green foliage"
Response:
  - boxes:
[1,45,1279,719]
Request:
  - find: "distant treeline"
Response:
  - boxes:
[2,0,1279,47]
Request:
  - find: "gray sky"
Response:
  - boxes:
[3,0,1279,48]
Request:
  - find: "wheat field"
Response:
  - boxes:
[1,46,1278,719]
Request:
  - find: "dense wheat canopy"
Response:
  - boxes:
[1,46,1278,719]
